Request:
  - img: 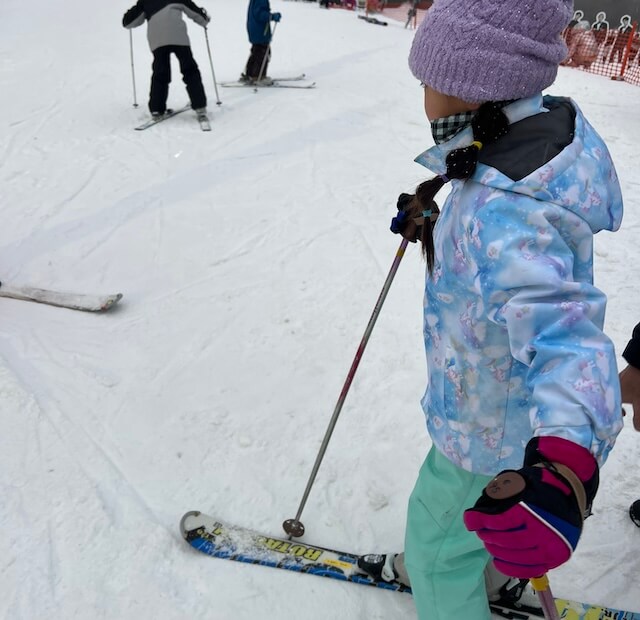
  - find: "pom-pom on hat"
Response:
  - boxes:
[409,0,573,103]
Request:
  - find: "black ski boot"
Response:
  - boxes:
[357,554,398,582]
[489,578,544,617]
[357,552,411,586]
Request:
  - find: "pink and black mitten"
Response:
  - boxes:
[463,437,599,578]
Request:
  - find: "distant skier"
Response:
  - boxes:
[241,0,282,85]
[123,0,210,119]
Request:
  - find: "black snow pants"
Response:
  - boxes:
[244,44,271,80]
[149,45,207,113]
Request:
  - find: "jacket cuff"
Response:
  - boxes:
[524,436,599,508]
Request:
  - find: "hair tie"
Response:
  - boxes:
[471,140,483,150]
[439,174,449,183]
[422,209,432,218]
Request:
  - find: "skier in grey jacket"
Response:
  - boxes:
[123,0,210,117]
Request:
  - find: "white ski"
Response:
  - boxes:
[134,104,191,131]
[221,81,316,90]
[0,283,122,312]
[219,74,306,86]
[266,74,306,82]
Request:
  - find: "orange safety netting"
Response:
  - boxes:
[562,21,640,87]
[335,2,640,88]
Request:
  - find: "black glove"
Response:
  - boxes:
[390,193,438,242]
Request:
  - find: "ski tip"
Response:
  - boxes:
[180,510,202,538]
[100,293,123,311]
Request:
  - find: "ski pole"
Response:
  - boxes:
[204,28,222,106]
[255,21,278,91]
[129,30,139,108]
[531,575,560,620]
[283,237,410,539]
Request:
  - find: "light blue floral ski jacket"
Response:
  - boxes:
[415,94,623,475]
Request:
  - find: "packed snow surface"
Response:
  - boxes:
[1,1,639,618]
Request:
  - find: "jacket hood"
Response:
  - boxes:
[415,94,623,234]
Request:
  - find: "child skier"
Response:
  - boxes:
[241,0,282,85]
[123,0,210,119]
[358,1,624,618]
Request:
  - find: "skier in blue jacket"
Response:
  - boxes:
[241,0,281,84]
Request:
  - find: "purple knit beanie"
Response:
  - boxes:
[409,0,573,103]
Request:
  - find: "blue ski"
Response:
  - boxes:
[180,511,408,593]
[180,511,640,620]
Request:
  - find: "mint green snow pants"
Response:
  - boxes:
[404,446,495,620]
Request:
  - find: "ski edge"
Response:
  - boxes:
[0,285,123,312]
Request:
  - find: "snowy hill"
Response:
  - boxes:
[1,1,639,618]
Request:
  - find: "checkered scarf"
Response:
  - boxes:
[430,100,515,145]
[430,111,475,144]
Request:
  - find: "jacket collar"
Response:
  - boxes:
[414,94,548,175]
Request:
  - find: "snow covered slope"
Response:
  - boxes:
[1,1,639,618]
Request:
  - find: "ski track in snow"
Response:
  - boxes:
[1,1,639,619]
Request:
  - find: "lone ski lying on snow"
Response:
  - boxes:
[0,283,122,312]
[180,511,640,620]
[134,104,192,130]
